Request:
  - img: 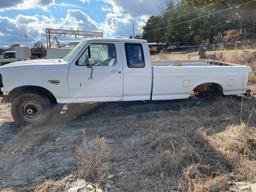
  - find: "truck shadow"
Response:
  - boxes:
[47,97,220,125]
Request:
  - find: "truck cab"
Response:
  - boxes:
[66,39,152,103]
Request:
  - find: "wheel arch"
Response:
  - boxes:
[193,82,224,96]
[9,86,57,104]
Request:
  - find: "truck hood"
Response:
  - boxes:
[0,59,68,69]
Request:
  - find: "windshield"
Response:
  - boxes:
[64,41,87,63]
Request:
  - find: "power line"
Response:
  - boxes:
[147,0,256,33]
[173,0,225,19]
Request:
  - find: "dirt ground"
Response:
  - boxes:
[1,95,256,191]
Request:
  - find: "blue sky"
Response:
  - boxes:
[0,0,166,46]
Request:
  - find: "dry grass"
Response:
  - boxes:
[209,124,256,180]
[209,124,254,155]
[34,180,66,192]
[182,165,230,192]
[151,52,199,61]
[139,97,256,192]
[179,124,256,192]
[76,137,108,182]
[32,136,108,192]
[0,189,15,192]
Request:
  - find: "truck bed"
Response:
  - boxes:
[153,59,239,67]
[151,59,251,101]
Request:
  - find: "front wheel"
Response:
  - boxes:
[11,93,51,126]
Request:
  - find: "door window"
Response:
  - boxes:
[77,43,117,67]
[91,44,117,66]
[77,48,89,66]
[125,43,145,68]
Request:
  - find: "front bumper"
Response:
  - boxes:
[0,89,9,103]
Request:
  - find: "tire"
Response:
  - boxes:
[11,93,51,126]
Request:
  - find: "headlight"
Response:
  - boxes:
[0,74,3,87]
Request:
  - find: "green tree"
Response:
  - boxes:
[143,16,165,42]
[142,0,256,45]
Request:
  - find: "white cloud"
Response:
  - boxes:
[0,10,99,45]
[61,9,98,31]
[101,6,112,12]
[0,1,23,9]
[96,0,163,37]
[79,0,89,4]
[0,0,55,11]
[0,0,166,45]
[100,0,165,16]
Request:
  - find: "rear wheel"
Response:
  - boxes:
[11,93,51,126]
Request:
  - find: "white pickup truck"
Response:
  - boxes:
[0,39,252,125]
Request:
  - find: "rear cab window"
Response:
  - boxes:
[125,43,145,68]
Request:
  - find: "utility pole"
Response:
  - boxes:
[132,22,135,39]
[24,33,29,47]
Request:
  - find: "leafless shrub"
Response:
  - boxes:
[181,164,230,192]
[76,137,108,182]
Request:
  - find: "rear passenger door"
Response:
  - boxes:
[122,42,152,101]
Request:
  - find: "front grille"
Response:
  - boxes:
[0,74,3,87]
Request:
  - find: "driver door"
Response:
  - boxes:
[68,41,123,102]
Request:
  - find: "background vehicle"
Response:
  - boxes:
[0,39,252,125]
[0,47,31,65]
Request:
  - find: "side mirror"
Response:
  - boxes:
[88,58,95,80]
[88,58,95,68]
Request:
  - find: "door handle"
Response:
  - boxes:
[111,70,122,74]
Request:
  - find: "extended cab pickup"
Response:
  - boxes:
[0,39,252,125]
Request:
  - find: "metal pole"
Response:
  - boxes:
[132,22,135,39]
